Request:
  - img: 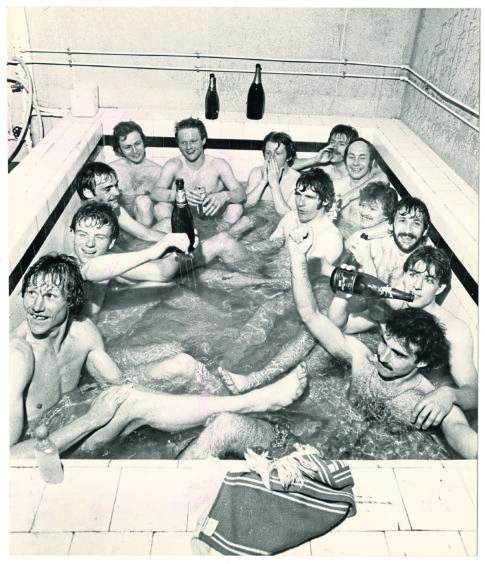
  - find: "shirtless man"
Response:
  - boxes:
[220,182,398,393]
[109,121,166,228]
[70,201,191,319]
[150,117,246,231]
[74,162,166,245]
[10,254,307,458]
[328,196,430,333]
[182,228,477,460]
[245,131,300,215]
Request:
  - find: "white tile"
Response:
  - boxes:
[152,532,197,555]
[338,467,410,531]
[111,467,191,531]
[70,532,152,555]
[449,460,478,509]
[385,531,467,556]
[10,532,73,555]
[310,531,389,556]
[32,466,121,532]
[394,467,476,531]
[459,530,477,556]
[10,468,46,532]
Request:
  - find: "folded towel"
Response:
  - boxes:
[198,449,356,556]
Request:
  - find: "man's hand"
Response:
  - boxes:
[202,192,230,216]
[86,385,132,428]
[267,155,282,188]
[412,386,456,429]
[148,233,191,259]
[287,226,313,256]
[314,146,333,165]
[346,235,371,265]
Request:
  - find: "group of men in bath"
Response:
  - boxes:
[10,117,477,460]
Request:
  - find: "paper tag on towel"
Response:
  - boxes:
[201,516,219,536]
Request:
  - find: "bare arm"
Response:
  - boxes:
[245,165,269,207]
[150,159,179,203]
[440,406,477,459]
[118,207,166,242]
[287,227,354,363]
[340,167,390,210]
[80,233,190,282]
[10,341,34,449]
[216,159,246,203]
[292,147,333,171]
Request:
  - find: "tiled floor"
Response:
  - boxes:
[9,458,477,556]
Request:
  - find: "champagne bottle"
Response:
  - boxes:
[339,232,369,268]
[205,73,220,120]
[171,178,196,252]
[34,424,64,484]
[330,267,414,302]
[246,64,265,120]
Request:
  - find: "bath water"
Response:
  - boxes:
[64,202,455,460]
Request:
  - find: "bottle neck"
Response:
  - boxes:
[175,188,187,206]
[253,65,262,84]
[209,75,216,90]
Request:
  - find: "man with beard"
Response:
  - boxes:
[328,196,431,334]
[149,117,246,231]
[109,121,167,229]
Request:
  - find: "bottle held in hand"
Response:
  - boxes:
[194,186,207,216]
[34,424,64,484]
[330,267,414,302]
[172,178,196,252]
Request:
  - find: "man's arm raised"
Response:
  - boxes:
[287,226,354,364]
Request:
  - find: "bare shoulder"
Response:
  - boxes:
[69,316,104,347]
[144,157,163,171]
[436,306,472,339]
[109,157,128,172]
[209,154,233,172]
[163,156,183,170]
[10,330,34,361]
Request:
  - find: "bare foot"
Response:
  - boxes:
[246,362,307,412]
[218,366,257,394]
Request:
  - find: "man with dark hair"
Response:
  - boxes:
[70,201,191,318]
[150,117,246,231]
[10,254,307,458]
[74,162,167,244]
[245,131,300,215]
[109,121,167,229]
[283,227,477,459]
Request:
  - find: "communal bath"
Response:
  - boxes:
[8,109,478,462]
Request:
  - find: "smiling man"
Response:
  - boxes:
[150,117,246,231]
[286,226,477,459]
[109,121,168,228]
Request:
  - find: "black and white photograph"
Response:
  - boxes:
[6,2,479,557]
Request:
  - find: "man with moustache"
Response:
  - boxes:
[150,117,246,231]
[284,225,476,459]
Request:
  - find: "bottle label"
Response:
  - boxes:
[330,268,356,294]
[376,286,395,298]
[175,190,187,206]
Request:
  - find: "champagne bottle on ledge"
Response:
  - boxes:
[171,178,196,252]
[330,267,414,302]
[205,73,220,120]
[34,424,64,484]
[246,64,265,120]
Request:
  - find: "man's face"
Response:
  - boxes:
[376,329,424,380]
[118,131,146,165]
[295,186,322,223]
[23,275,69,337]
[345,140,373,181]
[177,128,205,163]
[264,141,288,170]
[326,133,350,164]
[403,261,445,308]
[392,208,428,253]
[359,198,386,229]
[72,218,115,264]
[87,174,121,210]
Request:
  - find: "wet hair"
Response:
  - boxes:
[74,162,118,200]
[328,124,359,143]
[262,131,297,166]
[295,168,335,213]
[390,196,431,232]
[344,137,379,164]
[70,201,119,241]
[112,121,147,156]
[359,181,399,220]
[174,117,208,142]
[21,253,86,316]
[403,246,451,288]
[384,309,449,372]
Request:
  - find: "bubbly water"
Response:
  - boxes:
[61,202,456,460]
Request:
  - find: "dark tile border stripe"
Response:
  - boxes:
[9,136,477,306]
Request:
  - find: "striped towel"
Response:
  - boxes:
[198,459,356,556]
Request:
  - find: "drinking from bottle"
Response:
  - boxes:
[172,178,196,252]
[246,64,265,120]
[205,73,220,120]
[34,424,64,484]
[330,267,414,302]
